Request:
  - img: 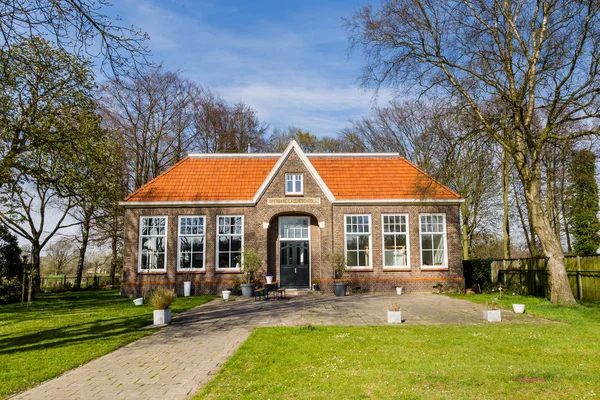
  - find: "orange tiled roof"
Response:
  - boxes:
[309,156,459,200]
[124,157,278,202]
[123,154,459,203]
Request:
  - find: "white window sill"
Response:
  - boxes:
[421,266,449,270]
[139,269,167,274]
[383,267,411,271]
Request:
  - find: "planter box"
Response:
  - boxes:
[241,283,255,297]
[396,287,403,295]
[183,281,192,297]
[266,276,274,284]
[387,310,403,323]
[483,310,501,322]
[333,282,348,297]
[133,298,143,306]
[153,308,171,325]
[513,304,525,314]
[222,290,231,300]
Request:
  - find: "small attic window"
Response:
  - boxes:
[285,173,303,195]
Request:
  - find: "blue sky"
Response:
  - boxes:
[108,0,388,137]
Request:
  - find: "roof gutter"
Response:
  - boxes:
[332,199,464,205]
[118,200,255,208]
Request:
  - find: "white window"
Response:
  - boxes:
[344,214,371,268]
[217,216,243,270]
[279,217,309,240]
[178,216,205,271]
[420,214,447,268]
[382,214,409,268]
[139,216,167,272]
[285,173,303,195]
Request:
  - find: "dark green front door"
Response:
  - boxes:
[280,241,310,289]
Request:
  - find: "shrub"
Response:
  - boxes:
[150,287,177,309]
[388,301,401,311]
[238,249,262,284]
[0,276,21,304]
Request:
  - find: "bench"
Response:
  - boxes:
[275,287,286,299]
[254,287,266,301]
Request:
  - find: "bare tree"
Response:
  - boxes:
[100,67,198,191]
[0,0,149,77]
[346,0,600,304]
[192,88,268,154]
[44,238,78,275]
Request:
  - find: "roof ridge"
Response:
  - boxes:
[123,157,190,201]
[397,156,461,199]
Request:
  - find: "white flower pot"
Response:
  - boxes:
[183,281,192,297]
[513,304,525,314]
[266,276,273,284]
[222,290,231,300]
[133,298,143,306]
[483,310,502,322]
[153,308,171,325]
[396,287,403,295]
[387,310,403,323]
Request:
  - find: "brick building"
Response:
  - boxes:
[120,141,464,296]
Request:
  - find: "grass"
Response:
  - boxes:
[0,289,215,399]
[196,296,600,400]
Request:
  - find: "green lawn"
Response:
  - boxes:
[0,289,215,399]
[196,296,600,400]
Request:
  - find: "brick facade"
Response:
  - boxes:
[121,147,464,297]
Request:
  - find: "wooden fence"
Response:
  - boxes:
[490,255,600,301]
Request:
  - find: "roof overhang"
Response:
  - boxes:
[332,199,464,205]
[119,200,255,208]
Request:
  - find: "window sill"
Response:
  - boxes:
[285,193,304,197]
[344,267,373,272]
[138,270,167,274]
[383,267,411,271]
[176,270,206,274]
[421,266,449,271]
[215,269,242,274]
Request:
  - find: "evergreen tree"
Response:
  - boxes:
[568,149,600,255]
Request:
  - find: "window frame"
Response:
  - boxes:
[138,215,168,273]
[343,214,373,269]
[381,214,410,270]
[419,213,448,269]
[285,173,304,195]
[215,215,244,272]
[177,215,206,272]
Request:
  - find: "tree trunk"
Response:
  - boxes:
[460,202,470,260]
[109,221,118,285]
[75,210,92,290]
[523,174,576,305]
[502,150,511,259]
[28,241,42,302]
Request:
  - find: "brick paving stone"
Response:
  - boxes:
[11,292,554,400]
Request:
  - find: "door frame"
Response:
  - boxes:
[278,216,311,288]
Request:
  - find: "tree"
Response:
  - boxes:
[0,224,22,279]
[44,238,78,276]
[567,149,600,255]
[266,127,337,153]
[345,0,600,304]
[0,37,103,294]
[0,0,149,77]
[192,88,269,154]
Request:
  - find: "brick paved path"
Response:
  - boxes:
[12,292,551,400]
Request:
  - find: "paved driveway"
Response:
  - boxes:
[12,292,552,400]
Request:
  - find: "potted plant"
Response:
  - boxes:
[512,303,525,314]
[266,273,274,284]
[330,251,347,297]
[433,282,443,293]
[222,289,231,300]
[150,287,177,325]
[238,249,262,297]
[182,272,193,297]
[387,301,403,323]
[312,279,320,291]
[483,299,502,322]
[396,286,403,295]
